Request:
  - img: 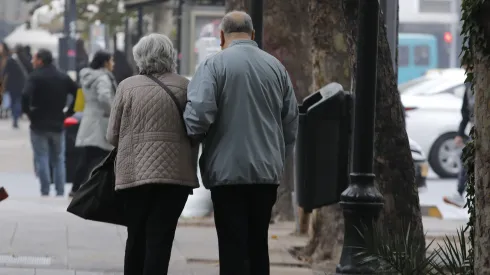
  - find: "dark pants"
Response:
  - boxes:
[71,146,110,193]
[457,138,471,196]
[10,94,21,127]
[211,184,278,275]
[123,184,190,275]
[458,166,467,196]
[30,130,65,196]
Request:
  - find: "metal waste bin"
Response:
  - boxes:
[295,83,353,212]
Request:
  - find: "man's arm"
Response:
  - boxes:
[183,61,218,141]
[457,87,470,137]
[282,72,299,159]
[21,75,35,116]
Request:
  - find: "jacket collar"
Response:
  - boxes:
[229,39,258,48]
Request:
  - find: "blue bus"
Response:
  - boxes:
[398,33,438,84]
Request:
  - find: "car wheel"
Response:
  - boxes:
[429,132,462,178]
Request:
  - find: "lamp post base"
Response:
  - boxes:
[336,173,384,275]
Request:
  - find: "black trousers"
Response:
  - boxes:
[211,184,278,275]
[123,184,190,275]
[72,146,110,192]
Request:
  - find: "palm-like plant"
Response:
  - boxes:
[354,223,471,275]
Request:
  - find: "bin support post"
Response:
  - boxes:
[249,0,264,49]
[336,0,384,274]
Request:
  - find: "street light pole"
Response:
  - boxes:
[249,0,263,49]
[336,0,384,274]
[66,0,77,81]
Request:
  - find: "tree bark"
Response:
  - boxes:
[225,0,312,222]
[472,2,490,273]
[301,0,425,266]
[300,0,356,264]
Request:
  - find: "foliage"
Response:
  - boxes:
[28,0,134,36]
[76,0,134,35]
[357,223,472,275]
[461,128,475,272]
[459,0,490,273]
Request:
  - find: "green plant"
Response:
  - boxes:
[357,223,471,275]
[459,0,484,272]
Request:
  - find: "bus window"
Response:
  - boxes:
[399,46,409,66]
[414,45,430,66]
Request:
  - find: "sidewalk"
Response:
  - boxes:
[0,182,311,275]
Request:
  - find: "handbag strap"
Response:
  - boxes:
[145,75,184,120]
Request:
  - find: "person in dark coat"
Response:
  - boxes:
[1,41,26,128]
[112,50,134,84]
[22,49,78,196]
[443,79,474,208]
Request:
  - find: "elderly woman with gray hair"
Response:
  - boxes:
[106,33,199,275]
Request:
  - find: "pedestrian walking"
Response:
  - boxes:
[21,49,78,196]
[443,78,474,208]
[1,42,26,128]
[184,11,299,275]
[70,51,117,197]
[106,33,199,275]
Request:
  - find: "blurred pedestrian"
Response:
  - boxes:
[1,42,26,128]
[107,33,199,275]
[184,11,299,275]
[14,44,34,74]
[443,76,474,208]
[22,49,78,196]
[113,50,134,84]
[70,50,117,197]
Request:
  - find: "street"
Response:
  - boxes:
[0,119,468,274]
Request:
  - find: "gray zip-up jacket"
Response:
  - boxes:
[184,39,299,188]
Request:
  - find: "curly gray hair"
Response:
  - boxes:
[132,33,177,74]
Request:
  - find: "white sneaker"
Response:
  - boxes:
[443,194,465,208]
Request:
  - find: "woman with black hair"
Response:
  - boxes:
[1,42,26,128]
[70,50,117,197]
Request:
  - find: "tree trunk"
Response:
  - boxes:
[301,0,425,266]
[225,0,312,222]
[373,7,425,256]
[300,0,356,264]
[472,2,490,273]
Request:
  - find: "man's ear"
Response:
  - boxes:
[220,30,225,47]
[251,30,255,41]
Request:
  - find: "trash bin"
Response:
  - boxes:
[295,83,353,212]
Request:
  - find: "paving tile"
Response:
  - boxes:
[0,267,34,275]
[34,269,75,275]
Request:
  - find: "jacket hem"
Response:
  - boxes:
[203,180,280,189]
[115,179,199,191]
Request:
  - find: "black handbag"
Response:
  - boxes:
[66,148,125,226]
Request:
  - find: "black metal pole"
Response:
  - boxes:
[336,0,384,274]
[176,0,183,74]
[67,0,77,81]
[249,0,263,49]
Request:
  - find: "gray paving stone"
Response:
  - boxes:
[34,269,75,275]
[0,267,34,275]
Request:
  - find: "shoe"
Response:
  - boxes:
[443,193,465,208]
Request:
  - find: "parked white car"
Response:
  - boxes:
[401,69,468,178]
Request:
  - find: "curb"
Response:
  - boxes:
[420,205,443,219]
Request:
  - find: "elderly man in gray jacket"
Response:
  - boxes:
[184,10,299,275]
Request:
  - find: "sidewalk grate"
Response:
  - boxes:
[0,255,51,266]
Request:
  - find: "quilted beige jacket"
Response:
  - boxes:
[106,73,199,190]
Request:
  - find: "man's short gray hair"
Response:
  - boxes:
[133,33,177,74]
[220,11,254,35]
